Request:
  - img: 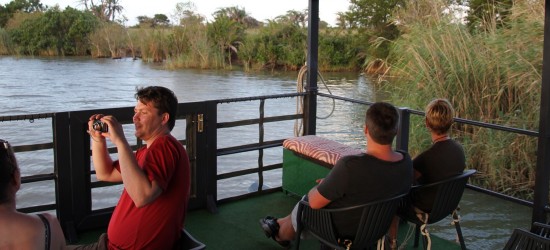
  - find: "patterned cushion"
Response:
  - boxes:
[283,135,363,166]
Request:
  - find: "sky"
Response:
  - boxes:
[3,0,350,26]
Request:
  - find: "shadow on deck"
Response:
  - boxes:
[75,191,463,249]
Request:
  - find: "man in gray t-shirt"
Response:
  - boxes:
[260,102,413,247]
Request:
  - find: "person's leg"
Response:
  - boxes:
[276,215,295,241]
[66,233,108,250]
[389,197,413,250]
[260,201,303,247]
[388,216,399,249]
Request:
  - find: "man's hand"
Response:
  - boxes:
[88,114,106,142]
[99,115,126,145]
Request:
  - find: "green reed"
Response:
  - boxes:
[385,0,543,200]
[0,28,13,55]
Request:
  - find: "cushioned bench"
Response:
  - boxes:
[282,135,363,196]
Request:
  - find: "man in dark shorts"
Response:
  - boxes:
[260,102,413,247]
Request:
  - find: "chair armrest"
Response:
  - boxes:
[411,169,477,191]
[533,222,550,230]
[299,192,407,213]
[533,222,550,237]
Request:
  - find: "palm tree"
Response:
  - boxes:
[276,10,307,27]
[214,6,259,28]
[208,14,242,68]
[336,12,347,29]
[104,0,123,22]
[78,0,123,22]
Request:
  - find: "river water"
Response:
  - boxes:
[0,56,531,249]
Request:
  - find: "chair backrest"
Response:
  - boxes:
[411,169,476,223]
[298,192,407,249]
[504,228,550,250]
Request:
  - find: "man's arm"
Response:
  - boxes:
[114,136,162,207]
[89,117,122,183]
[307,186,331,209]
[95,115,162,207]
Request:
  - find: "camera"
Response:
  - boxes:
[92,119,108,133]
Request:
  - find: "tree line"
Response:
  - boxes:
[0,0,515,72]
[1,0,541,199]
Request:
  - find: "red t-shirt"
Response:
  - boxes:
[107,134,190,250]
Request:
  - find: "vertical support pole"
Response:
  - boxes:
[532,0,550,227]
[258,99,265,191]
[205,101,218,214]
[304,0,319,136]
[53,112,78,243]
[396,108,410,152]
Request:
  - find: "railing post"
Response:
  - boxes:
[396,108,410,152]
[53,112,78,243]
[68,111,95,235]
[257,99,265,191]
[532,0,550,228]
[304,0,319,136]
[204,101,218,213]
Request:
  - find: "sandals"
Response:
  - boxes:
[259,216,291,248]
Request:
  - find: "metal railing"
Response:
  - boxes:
[1,91,544,242]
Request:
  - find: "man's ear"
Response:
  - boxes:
[364,125,368,134]
[13,169,21,191]
[162,113,169,125]
[425,118,432,131]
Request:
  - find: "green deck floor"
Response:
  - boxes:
[75,191,462,249]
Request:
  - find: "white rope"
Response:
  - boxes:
[377,235,385,250]
[294,64,336,137]
[416,213,432,250]
[294,65,307,137]
[451,209,461,243]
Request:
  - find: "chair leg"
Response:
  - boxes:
[452,210,466,250]
[414,224,421,248]
[294,228,302,250]
[454,221,466,250]
[294,203,305,250]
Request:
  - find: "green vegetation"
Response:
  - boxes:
[0,0,367,71]
[385,0,543,200]
[0,0,545,200]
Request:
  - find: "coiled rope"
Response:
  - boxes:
[417,213,432,250]
[294,65,336,137]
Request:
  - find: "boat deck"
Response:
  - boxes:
[74,191,464,249]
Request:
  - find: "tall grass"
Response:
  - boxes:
[0,28,14,55]
[386,0,543,200]
[165,25,213,69]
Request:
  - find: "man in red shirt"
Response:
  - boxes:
[71,86,190,250]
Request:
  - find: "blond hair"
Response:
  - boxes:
[425,98,454,135]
